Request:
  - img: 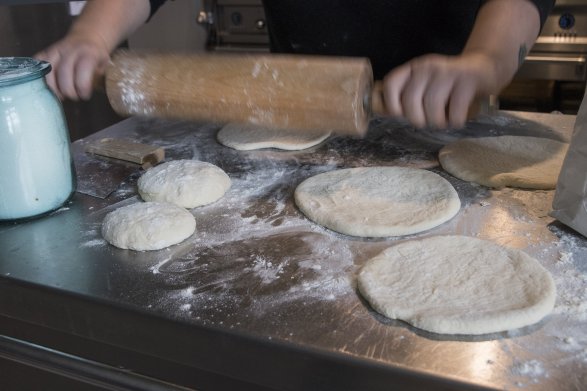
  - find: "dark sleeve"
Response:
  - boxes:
[529,0,555,30]
[148,0,167,20]
[487,0,554,30]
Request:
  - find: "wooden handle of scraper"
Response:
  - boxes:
[104,50,374,136]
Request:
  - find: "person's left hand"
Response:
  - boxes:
[382,52,499,129]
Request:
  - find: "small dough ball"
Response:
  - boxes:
[217,122,331,151]
[102,202,196,251]
[138,160,231,208]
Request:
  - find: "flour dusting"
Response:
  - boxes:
[246,256,286,284]
[511,359,547,385]
[549,227,587,321]
[148,228,355,327]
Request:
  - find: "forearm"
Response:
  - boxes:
[463,0,541,92]
[68,0,152,52]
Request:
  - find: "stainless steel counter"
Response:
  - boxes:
[1,111,586,390]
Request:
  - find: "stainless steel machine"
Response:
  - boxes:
[518,0,587,82]
[198,0,269,52]
[505,0,587,112]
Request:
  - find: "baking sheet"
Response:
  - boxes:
[1,111,586,389]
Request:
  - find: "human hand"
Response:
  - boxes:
[35,33,111,101]
[382,52,500,129]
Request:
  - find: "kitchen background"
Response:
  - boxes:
[1,0,586,141]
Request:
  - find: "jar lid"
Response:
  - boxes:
[0,57,51,87]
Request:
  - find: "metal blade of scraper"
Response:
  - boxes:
[72,138,164,199]
[73,150,142,199]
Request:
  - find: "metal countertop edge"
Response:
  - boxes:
[0,276,495,391]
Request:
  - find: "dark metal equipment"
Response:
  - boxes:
[199,0,269,52]
[518,0,587,82]
[504,0,587,113]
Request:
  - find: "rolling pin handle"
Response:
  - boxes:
[370,80,387,116]
[92,73,106,93]
[467,95,497,119]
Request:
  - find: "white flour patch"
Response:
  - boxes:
[511,359,548,385]
[549,229,587,321]
[79,221,106,249]
[554,266,587,320]
[148,228,356,327]
[512,360,545,377]
[149,256,173,275]
[245,256,286,284]
[51,206,71,215]
[117,62,156,115]
[288,273,350,302]
[556,336,587,364]
[80,238,106,248]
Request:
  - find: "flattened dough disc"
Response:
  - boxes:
[439,135,568,189]
[217,123,331,151]
[358,235,556,335]
[294,167,460,237]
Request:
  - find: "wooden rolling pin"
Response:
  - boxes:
[104,50,381,136]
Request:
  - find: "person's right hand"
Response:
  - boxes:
[382,52,499,129]
[35,33,110,101]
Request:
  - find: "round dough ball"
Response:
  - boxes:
[102,202,196,251]
[358,235,556,335]
[138,160,231,208]
[294,167,460,237]
[217,122,331,151]
[439,135,569,189]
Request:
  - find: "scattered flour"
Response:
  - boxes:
[147,229,355,327]
[511,359,549,387]
[512,360,546,378]
[554,268,587,321]
[117,62,156,115]
[550,231,587,321]
[245,256,286,284]
[80,238,107,248]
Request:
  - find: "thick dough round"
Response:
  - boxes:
[138,160,231,209]
[217,122,331,151]
[439,136,569,189]
[294,167,460,237]
[102,202,196,251]
[358,235,556,335]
